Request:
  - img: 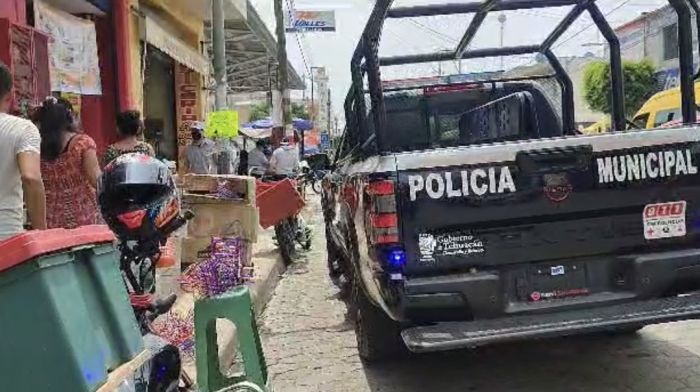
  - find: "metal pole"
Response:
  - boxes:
[212,0,231,174]
[274,0,291,129]
[212,0,227,110]
[327,89,331,133]
[498,13,506,70]
[310,69,315,121]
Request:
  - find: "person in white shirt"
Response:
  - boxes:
[0,62,46,239]
[181,122,215,174]
[247,140,269,175]
[269,137,300,176]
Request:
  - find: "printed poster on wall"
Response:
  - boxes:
[34,0,102,95]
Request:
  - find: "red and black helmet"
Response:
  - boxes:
[98,153,180,244]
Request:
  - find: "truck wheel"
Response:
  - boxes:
[603,325,644,335]
[353,282,406,362]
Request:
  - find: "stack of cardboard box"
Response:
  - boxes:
[180,174,258,267]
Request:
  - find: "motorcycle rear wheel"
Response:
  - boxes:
[275,219,296,265]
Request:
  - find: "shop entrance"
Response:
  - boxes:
[143,45,177,161]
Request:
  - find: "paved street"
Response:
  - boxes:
[260,197,700,392]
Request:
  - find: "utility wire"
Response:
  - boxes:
[285,0,311,76]
[553,0,632,49]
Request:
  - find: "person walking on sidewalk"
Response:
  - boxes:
[102,110,154,166]
[0,62,46,239]
[37,97,101,229]
[180,122,215,174]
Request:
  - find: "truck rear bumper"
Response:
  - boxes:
[401,295,700,353]
[402,248,700,320]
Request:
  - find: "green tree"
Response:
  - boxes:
[248,101,311,122]
[249,102,271,122]
[583,59,657,117]
[291,102,310,119]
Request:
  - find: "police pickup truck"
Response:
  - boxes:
[322,0,700,361]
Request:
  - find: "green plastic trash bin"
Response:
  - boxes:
[0,225,144,392]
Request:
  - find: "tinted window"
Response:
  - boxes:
[632,113,650,129]
[653,108,680,127]
[383,110,429,151]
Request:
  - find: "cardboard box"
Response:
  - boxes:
[182,194,259,243]
[182,174,256,206]
[181,237,212,266]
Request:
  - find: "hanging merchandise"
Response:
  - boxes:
[33,0,102,95]
[180,237,252,298]
[150,310,195,357]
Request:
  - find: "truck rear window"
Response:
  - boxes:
[378,81,563,152]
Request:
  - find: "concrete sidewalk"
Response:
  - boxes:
[176,226,285,378]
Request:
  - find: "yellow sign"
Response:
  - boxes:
[61,92,81,119]
[205,110,239,138]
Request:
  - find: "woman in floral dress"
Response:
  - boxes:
[37,97,101,229]
[102,110,154,166]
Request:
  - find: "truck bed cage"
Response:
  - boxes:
[347,0,700,152]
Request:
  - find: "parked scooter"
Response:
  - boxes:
[98,153,195,392]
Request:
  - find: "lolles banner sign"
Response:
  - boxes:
[285,10,336,32]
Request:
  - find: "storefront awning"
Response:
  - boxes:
[40,0,108,14]
[205,0,304,93]
[140,13,209,75]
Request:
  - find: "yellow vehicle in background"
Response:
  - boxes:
[632,81,700,129]
[582,117,610,134]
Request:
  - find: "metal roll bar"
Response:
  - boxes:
[348,0,700,150]
[669,0,697,124]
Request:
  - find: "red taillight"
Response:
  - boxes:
[376,234,399,244]
[367,180,394,196]
[366,180,399,245]
[424,83,481,96]
[370,213,397,228]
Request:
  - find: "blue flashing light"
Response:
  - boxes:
[387,249,406,269]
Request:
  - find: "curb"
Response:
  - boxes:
[179,228,286,378]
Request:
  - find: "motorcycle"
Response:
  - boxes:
[252,172,312,265]
[99,154,195,392]
[115,216,195,392]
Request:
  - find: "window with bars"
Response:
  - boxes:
[663,23,679,61]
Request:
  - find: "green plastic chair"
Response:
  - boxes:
[195,286,268,392]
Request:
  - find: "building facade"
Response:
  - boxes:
[126,0,208,163]
[615,5,698,91]
[0,0,207,163]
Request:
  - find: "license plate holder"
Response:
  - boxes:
[516,262,590,302]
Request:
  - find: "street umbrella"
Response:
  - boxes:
[244,118,274,129]
[293,118,314,131]
[243,117,314,131]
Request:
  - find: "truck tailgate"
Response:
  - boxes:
[396,128,700,275]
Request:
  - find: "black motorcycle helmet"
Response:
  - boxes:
[98,153,181,245]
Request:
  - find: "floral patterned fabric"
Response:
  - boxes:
[102,141,153,167]
[41,134,100,229]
